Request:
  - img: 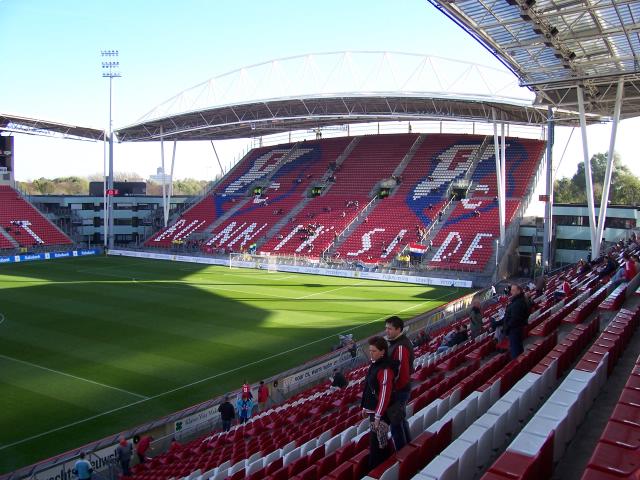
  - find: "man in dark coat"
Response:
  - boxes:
[502,284,529,359]
[218,395,235,432]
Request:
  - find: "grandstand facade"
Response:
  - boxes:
[143,133,546,279]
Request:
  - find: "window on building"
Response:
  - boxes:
[556,238,592,250]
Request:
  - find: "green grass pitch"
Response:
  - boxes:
[0,255,466,473]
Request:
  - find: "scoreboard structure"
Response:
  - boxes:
[0,135,14,183]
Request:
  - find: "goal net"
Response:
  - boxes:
[229,252,279,272]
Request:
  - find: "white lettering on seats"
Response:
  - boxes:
[226,223,268,249]
[347,228,385,256]
[273,225,303,251]
[154,219,186,242]
[460,233,493,264]
[461,199,483,210]
[13,221,44,244]
[381,229,407,258]
[206,222,246,246]
[412,145,497,200]
[224,148,312,195]
[432,231,463,262]
[296,226,325,253]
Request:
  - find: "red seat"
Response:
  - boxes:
[293,464,318,480]
[324,461,354,480]
[587,442,640,476]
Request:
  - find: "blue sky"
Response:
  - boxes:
[1,0,638,182]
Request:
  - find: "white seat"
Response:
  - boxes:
[408,414,424,439]
[357,418,370,435]
[210,468,228,480]
[477,388,492,415]
[282,440,296,455]
[245,459,264,476]
[317,429,332,444]
[341,425,357,444]
[245,451,261,467]
[187,469,201,480]
[441,438,476,480]
[300,438,317,456]
[378,461,400,480]
[522,415,564,461]
[453,391,479,428]
[440,407,466,438]
[460,424,493,469]
[437,396,450,419]
[325,433,342,455]
[263,449,281,467]
[420,454,458,480]
[283,446,301,467]
[228,460,245,477]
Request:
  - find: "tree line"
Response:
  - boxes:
[553,153,640,206]
[17,173,211,196]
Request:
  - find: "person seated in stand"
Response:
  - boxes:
[599,254,618,278]
[436,325,466,353]
[610,265,627,288]
[553,277,572,300]
[624,252,638,281]
[330,368,348,389]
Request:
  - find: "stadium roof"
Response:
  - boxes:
[115,93,597,142]
[0,113,104,141]
[115,51,605,143]
[429,0,640,119]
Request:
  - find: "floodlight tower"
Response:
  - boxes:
[101,50,121,249]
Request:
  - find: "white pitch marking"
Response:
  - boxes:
[295,282,367,300]
[0,289,457,451]
[0,354,149,400]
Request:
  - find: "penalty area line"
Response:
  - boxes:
[0,353,149,401]
[0,290,455,451]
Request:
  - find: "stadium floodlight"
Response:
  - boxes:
[101,49,122,249]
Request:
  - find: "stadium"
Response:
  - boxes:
[1,1,640,480]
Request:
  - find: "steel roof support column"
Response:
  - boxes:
[542,107,554,271]
[166,140,177,228]
[576,85,598,255]
[102,132,108,248]
[595,78,624,258]
[500,122,506,244]
[210,140,224,176]
[160,126,167,228]
[492,108,505,246]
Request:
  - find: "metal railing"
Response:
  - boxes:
[320,197,377,258]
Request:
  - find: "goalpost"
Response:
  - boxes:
[229,252,279,272]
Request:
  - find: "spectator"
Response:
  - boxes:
[236,397,254,424]
[535,276,546,296]
[72,452,93,480]
[624,253,637,281]
[168,437,182,454]
[599,254,618,278]
[257,381,269,411]
[331,368,348,389]
[490,285,497,296]
[115,436,132,477]
[469,300,483,339]
[361,336,394,470]
[218,395,235,432]
[241,380,252,400]
[436,326,466,353]
[385,316,414,450]
[134,435,152,464]
[554,277,572,300]
[501,284,529,359]
[610,266,627,287]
